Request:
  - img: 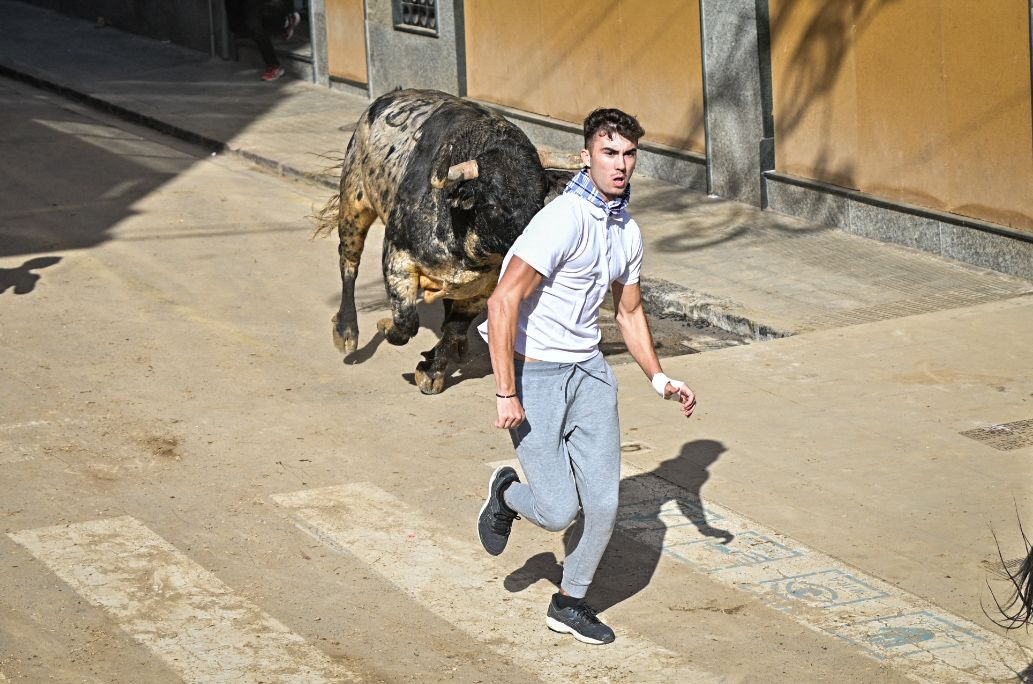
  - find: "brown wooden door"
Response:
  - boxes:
[326,0,368,84]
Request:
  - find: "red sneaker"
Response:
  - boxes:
[261,65,285,81]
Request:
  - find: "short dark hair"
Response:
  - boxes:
[583,108,645,147]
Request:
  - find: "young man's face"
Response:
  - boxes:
[580,130,638,201]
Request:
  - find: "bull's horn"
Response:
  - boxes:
[431,159,479,189]
[538,150,584,170]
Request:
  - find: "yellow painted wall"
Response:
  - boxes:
[770,0,1033,233]
[327,0,368,84]
[464,1,705,153]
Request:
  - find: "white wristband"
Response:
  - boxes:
[651,372,684,399]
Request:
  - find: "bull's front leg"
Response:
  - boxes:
[414,295,486,395]
[378,243,420,346]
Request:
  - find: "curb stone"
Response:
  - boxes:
[640,276,794,341]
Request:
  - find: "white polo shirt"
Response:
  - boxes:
[478,192,644,362]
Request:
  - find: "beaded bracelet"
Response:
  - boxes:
[495,393,517,399]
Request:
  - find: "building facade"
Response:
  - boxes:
[23,0,1033,278]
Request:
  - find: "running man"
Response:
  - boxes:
[477,107,697,645]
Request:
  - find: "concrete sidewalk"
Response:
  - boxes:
[4,2,1033,679]
[4,0,1031,340]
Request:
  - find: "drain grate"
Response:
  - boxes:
[960,419,1033,451]
[981,555,1029,579]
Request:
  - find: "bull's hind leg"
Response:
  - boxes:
[332,185,377,356]
[377,243,420,346]
[414,295,485,395]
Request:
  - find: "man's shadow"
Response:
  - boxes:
[504,439,731,612]
[0,256,61,295]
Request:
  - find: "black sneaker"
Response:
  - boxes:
[546,598,616,645]
[477,465,519,555]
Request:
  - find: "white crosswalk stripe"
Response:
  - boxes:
[272,483,722,683]
[8,516,360,683]
[490,458,1031,683]
[0,420,50,431]
[0,420,49,464]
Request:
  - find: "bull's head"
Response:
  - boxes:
[428,143,584,257]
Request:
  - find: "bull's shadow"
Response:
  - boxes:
[334,294,493,387]
[504,439,731,612]
[398,303,493,388]
[331,295,493,387]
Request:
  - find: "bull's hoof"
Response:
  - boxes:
[377,317,411,346]
[331,314,358,355]
[415,366,446,395]
[332,326,358,355]
[445,337,468,362]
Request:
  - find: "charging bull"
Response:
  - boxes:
[312,89,582,394]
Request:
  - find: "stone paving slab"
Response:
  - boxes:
[632,185,1033,336]
[612,295,1033,642]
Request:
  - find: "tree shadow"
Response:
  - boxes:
[503,439,730,612]
[3,1,307,266]
[769,0,902,186]
[0,256,62,295]
[633,180,836,257]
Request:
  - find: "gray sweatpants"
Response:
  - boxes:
[502,354,621,598]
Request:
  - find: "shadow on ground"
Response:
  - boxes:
[0,256,62,295]
[503,439,731,612]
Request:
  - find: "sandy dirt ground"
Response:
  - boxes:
[1,78,1027,682]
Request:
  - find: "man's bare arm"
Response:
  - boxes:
[487,257,543,429]
[612,281,696,418]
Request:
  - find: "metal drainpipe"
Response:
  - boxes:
[207,0,216,57]
[698,0,714,196]
[755,0,774,208]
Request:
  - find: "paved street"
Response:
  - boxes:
[2,22,1033,683]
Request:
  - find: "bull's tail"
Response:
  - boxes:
[309,152,346,240]
[310,192,340,240]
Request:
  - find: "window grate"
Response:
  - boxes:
[393,0,438,37]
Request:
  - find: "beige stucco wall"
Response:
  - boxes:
[770,0,1033,233]
[464,1,705,153]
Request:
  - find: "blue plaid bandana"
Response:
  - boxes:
[563,169,631,216]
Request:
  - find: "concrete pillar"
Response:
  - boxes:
[308,0,330,87]
[365,0,464,97]
[699,0,773,207]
